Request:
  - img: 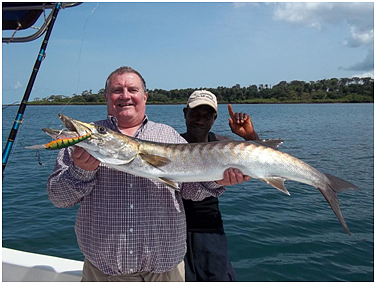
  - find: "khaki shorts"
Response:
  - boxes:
[81,258,185,282]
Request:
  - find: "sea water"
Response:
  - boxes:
[2,103,374,281]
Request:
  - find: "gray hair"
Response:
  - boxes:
[104,66,147,94]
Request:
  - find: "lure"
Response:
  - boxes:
[25,132,91,150]
[44,132,92,150]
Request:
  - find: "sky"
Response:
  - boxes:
[1,2,374,104]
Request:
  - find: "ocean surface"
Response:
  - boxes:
[2,103,374,281]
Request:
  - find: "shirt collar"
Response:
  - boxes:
[106,114,149,137]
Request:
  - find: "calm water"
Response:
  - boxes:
[2,104,374,281]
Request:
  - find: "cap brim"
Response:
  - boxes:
[188,101,217,113]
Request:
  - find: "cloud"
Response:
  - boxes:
[273,2,328,29]
[272,2,374,45]
[342,26,374,48]
[340,47,374,72]
[272,2,374,73]
[351,71,374,79]
[272,3,373,29]
[13,81,22,90]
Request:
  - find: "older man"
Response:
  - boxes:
[47,66,249,281]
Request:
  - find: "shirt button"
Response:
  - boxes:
[130,204,134,209]
[129,183,133,188]
[130,250,133,255]
[130,269,133,273]
[130,228,133,233]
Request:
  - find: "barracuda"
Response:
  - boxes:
[37,114,359,235]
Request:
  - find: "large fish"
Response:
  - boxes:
[32,114,359,235]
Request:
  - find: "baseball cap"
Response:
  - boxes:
[187,90,218,114]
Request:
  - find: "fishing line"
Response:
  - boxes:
[58,2,98,115]
[36,149,43,166]
[2,101,19,110]
[37,3,99,166]
[35,148,57,167]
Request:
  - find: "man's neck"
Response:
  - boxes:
[115,116,146,137]
[119,125,141,137]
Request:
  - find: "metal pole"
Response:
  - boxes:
[2,3,62,177]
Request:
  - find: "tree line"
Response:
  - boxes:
[30,77,374,105]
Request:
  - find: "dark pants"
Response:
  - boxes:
[184,230,236,282]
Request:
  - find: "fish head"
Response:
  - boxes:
[50,114,140,164]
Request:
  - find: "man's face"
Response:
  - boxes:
[184,105,217,137]
[104,72,148,128]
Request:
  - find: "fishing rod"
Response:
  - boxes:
[2,3,62,177]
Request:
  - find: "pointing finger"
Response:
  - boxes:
[228,104,235,120]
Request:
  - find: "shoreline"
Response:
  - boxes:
[2,101,374,106]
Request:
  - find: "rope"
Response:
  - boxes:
[7,22,22,43]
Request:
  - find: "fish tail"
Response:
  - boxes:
[318,173,359,235]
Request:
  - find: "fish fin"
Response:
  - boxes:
[254,139,284,149]
[158,177,179,190]
[139,152,171,167]
[325,173,359,192]
[317,173,359,236]
[260,177,290,195]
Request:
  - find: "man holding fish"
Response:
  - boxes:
[47,66,249,281]
[181,90,259,281]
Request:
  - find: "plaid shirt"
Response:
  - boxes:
[47,115,225,275]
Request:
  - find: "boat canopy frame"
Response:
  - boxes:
[3,2,81,43]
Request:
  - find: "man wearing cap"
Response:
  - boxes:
[181,90,259,281]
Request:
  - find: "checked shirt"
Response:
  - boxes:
[47,115,225,276]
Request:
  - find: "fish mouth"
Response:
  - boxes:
[59,114,77,132]
[58,113,94,135]
[42,128,80,140]
[42,114,94,140]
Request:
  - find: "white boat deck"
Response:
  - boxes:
[2,247,83,282]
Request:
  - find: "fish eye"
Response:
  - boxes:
[97,126,107,134]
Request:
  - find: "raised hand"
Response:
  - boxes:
[228,104,259,140]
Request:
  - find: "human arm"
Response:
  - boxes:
[228,104,259,141]
[47,147,99,208]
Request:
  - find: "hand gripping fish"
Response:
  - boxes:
[29,114,359,235]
